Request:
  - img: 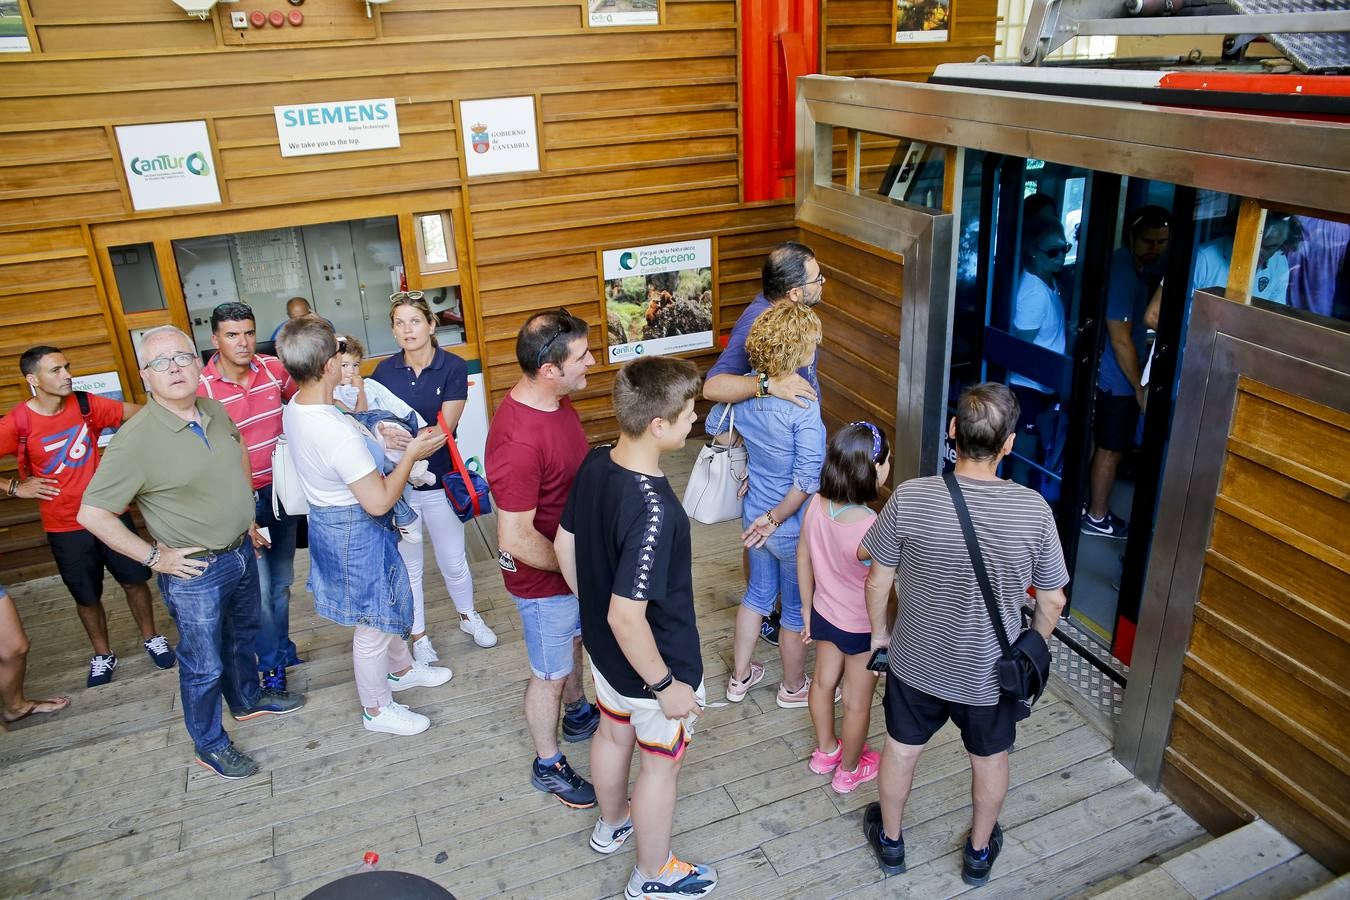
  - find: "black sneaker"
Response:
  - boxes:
[143,635,176,669]
[961,822,1004,886]
[194,744,259,779]
[87,652,117,687]
[562,701,601,743]
[531,755,597,809]
[261,667,287,693]
[1081,510,1128,538]
[231,688,306,721]
[863,801,906,875]
[759,612,781,647]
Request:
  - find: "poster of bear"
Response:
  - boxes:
[603,239,714,364]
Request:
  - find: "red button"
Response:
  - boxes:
[288,9,303,24]
[249,10,266,27]
[268,10,285,26]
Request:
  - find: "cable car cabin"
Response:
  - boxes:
[793,66,1349,870]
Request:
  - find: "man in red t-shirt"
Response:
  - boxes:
[0,346,174,687]
[484,309,601,809]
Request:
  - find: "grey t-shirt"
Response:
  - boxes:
[861,473,1069,705]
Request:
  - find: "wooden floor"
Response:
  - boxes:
[0,445,1207,899]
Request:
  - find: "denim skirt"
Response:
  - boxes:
[306,503,413,637]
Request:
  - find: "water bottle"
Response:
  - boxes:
[360,851,379,872]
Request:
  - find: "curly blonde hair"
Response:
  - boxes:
[746,300,821,377]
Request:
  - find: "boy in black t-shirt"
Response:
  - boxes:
[556,356,718,900]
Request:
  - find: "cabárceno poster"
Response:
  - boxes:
[115,121,221,212]
[604,240,713,364]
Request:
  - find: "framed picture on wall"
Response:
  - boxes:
[894,0,950,44]
[602,239,714,364]
[586,0,661,28]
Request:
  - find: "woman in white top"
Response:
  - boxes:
[276,317,452,737]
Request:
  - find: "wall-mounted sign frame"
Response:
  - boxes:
[273,97,400,157]
[894,0,950,44]
[585,0,662,28]
[602,238,715,364]
[115,121,222,212]
[459,96,541,178]
[0,0,32,53]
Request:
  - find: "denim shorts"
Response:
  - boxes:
[742,526,803,632]
[513,592,581,681]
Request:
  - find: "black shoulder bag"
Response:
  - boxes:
[942,470,1052,719]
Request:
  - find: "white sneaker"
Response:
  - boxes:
[590,815,634,854]
[362,700,430,736]
[411,635,439,664]
[388,663,453,691]
[459,610,498,648]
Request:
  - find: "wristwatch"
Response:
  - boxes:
[647,669,674,694]
[756,372,770,398]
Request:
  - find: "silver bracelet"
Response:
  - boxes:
[143,545,160,568]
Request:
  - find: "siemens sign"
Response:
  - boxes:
[273,98,400,158]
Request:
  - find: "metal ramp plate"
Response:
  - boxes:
[1225,0,1350,73]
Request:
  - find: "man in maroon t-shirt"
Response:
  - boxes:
[484,309,601,809]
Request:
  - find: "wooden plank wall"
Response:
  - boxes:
[822,0,998,187]
[1162,377,1350,872]
[800,224,902,495]
[0,2,987,578]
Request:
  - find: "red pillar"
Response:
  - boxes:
[742,0,820,202]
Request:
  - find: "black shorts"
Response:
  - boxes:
[882,672,1019,757]
[1093,389,1140,451]
[810,607,870,655]
[47,512,151,607]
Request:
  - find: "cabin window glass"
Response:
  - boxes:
[110,243,168,313]
[414,212,457,274]
[1247,209,1348,325]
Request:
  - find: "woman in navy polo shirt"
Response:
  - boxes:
[373,293,498,663]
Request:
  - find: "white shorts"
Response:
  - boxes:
[592,664,706,760]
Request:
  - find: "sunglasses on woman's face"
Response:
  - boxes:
[389,290,425,303]
[1037,244,1070,260]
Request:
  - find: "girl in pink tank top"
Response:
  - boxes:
[799,422,892,794]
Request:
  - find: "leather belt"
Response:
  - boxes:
[186,533,247,560]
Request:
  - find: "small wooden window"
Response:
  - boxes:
[413,212,457,274]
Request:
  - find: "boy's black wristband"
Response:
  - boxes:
[648,669,674,694]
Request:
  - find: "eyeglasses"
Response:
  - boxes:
[534,308,573,371]
[795,273,826,289]
[389,290,425,303]
[1037,244,1070,259]
[144,352,199,373]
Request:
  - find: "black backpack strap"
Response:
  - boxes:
[942,470,1013,660]
[75,390,91,418]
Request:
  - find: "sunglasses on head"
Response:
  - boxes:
[389,290,426,303]
[335,336,348,355]
[534,308,574,370]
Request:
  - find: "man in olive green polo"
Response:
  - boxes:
[79,325,305,779]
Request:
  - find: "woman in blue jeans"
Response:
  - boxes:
[708,300,826,708]
[276,317,453,737]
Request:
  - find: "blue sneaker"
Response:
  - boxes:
[961,822,1004,886]
[143,635,176,669]
[231,687,305,721]
[562,701,600,742]
[1081,511,1128,538]
[531,755,596,809]
[194,744,259,780]
[262,667,287,693]
[87,653,117,687]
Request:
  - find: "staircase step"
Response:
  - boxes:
[1097,820,1330,900]
[1298,872,1350,899]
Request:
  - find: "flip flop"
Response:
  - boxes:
[2,695,71,724]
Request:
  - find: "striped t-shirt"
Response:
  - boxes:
[861,473,1068,705]
[198,353,295,490]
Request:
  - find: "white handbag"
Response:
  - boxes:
[270,434,309,517]
[682,404,749,525]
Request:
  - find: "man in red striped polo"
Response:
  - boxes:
[198,302,302,691]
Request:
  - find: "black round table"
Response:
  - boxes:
[303,870,456,899]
